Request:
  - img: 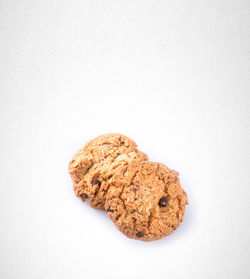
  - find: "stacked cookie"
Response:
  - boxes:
[68,133,188,241]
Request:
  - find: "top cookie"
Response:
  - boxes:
[105,161,188,241]
[68,133,148,210]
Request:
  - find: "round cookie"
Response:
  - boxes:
[68,133,148,210]
[105,161,188,241]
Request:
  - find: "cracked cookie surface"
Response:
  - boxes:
[68,133,148,210]
[105,161,188,241]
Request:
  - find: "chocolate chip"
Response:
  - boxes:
[136,232,143,238]
[120,141,125,145]
[75,180,79,184]
[107,208,114,213]
[79,194,86,200]
[158,196,168,207]
[132,217,136,222]
[115,214,121,221]
[92,178,101,186]
[133,188,137,193]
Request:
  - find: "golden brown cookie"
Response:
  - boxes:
[105,161,188,241]
[68,133,148,210]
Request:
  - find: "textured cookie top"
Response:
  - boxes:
[68,133,148,209]
[105,161,188,241]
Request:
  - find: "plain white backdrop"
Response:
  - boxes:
[0,1,250,278]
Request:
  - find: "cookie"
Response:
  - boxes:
[105,161,188,241]
[68,133,148,210]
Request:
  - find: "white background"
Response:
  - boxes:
[0,1,250,278]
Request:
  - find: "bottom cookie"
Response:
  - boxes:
[105,161,188,241]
